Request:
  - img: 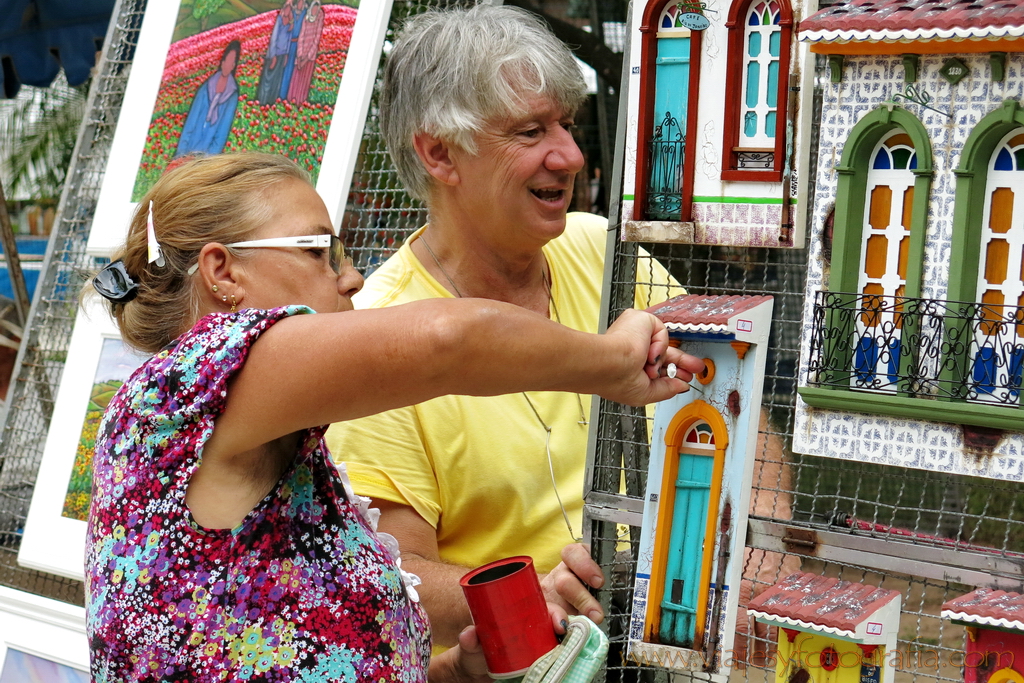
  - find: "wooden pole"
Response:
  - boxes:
[0,179,30,327]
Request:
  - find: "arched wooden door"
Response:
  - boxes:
[971,129,1024,403]
[634,0,701,222]
[648,29,689,220]
[659,420,715,644]
[989,667,1024,683]
[645,401,728,648]
[852,129,917,392]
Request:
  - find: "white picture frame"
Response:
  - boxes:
[18,298,150,580]
[0,586,88,680]
[87,0,393,256]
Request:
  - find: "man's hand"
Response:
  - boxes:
[428,626,491,683]
[539,543,605,624]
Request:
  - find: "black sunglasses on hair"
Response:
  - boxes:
[93,260,140,303]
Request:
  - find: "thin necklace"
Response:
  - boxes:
[420,233,465,297]
[419,231,586,542]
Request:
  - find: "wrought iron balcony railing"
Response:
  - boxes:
[806,291,1024,407]
[646,111,685,220]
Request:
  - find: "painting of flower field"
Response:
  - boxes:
[131,0,358,201]
[61,339,150,522]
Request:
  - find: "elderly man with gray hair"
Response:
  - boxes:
[327,4,698,648]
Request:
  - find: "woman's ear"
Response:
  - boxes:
[196,243,244,306]
[413,132,459,187]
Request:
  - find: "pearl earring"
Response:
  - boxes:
[212,285,219,293]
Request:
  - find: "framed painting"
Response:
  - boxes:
[19,298,150,580]
[0,586,89,680]
[88,0,392,256]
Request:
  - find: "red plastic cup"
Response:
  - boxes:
[460,556,558,678]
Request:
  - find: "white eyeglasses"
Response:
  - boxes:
[186,234,345,275]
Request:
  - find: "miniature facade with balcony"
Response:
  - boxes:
[794,0,1024,480]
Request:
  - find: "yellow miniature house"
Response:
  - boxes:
[748,573,901,683]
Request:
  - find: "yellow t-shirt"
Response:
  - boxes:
[326,213,679,574]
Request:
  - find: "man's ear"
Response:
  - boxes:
[413,132,459,187]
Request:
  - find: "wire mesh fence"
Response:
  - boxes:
[334,1,1024,674]
[0,3,1021,683]
[591,244,1016,683]
[0,0,146,604]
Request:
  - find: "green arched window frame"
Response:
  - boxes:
[942,99,1024,405]
[803,101,1024,429]
[819,106,932,393]
[829,106,933,298]
[947,100,1024,303]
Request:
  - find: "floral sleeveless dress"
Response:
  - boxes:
[85,306,431,682]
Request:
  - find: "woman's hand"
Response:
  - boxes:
[601,309,705,406]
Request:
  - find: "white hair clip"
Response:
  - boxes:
[146,201,165,267]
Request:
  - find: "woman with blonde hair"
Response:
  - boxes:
[85,152,694,682]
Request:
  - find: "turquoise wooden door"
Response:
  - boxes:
[658,444,713,647]
[648,37,690,220]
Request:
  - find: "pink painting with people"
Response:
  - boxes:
[132,0,355,200]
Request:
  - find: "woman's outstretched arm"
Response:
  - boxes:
[188,299,701,529]
[212,299,699,455]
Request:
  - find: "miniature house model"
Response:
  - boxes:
[748,572,901,683]
[942,588,1024,683]
[793,0,1024,480]
[628,294,773,674]
[618,0,815,247]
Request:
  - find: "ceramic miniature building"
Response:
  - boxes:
[628,294,773,675]
[793,0,1024,480]
[748,572,901,683]
[942,588,1024,683]
[618,0,816,247]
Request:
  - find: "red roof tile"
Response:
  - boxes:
[747,572,901,634]
[800,0,1024,41]
[942,588,1024,630]
[645,294,772,328]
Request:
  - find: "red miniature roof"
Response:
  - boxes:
[747,573,901,636]
[800,0,1024,43]
[646,294,772,331]
[942,588,1024,631]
